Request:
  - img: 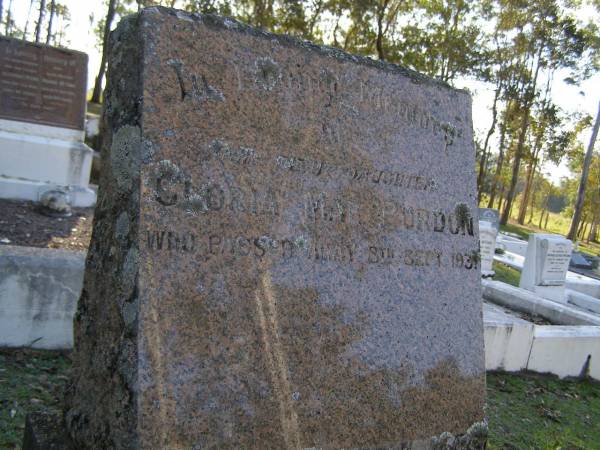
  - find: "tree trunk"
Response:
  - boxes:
[23,0,35,39]
[518,153,540,225]
[586,220,594,243]
[487,121,507,208]
[375,0,390,60]
[478,82,501,203]
[45,0,55,44]
[577,216,587,239]
[497,183,505,211]
[544,210,550,229]
[501,104,530,226]
[567,99,600,240]
[538,199,547,229]
[4,0,11,35]
[501,45,544,226]
[527,174,537,224]
[517,161,533,224]
[34,0,46,43]
[590,219,598,243]
[91,0,118,104]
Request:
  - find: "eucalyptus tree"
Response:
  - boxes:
[91,0,118,103]
[566,1,600,240]
[568,100,600,240]
[46,0,56,44]
[34,0,46,43]
[499,0,588,225]
[396,0,483,83]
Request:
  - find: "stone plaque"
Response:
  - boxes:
[66,8,485,449]
[0,37,87,130]
[538,239,572,286]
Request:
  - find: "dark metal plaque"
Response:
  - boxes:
[0,37,87,130]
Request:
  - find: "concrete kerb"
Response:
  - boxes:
[482,279,600,326]
[0,245,85,349]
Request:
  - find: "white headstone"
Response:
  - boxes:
[479,220,497,277]
[479,208,500,232]
[519,234,573,303]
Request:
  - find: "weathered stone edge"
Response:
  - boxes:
[64,12,144,450]
[141,6,468,96]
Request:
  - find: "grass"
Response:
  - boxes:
[2,351,600,449]
[487,372,600,449]
[0,349,70,449]
[492,261,521,287]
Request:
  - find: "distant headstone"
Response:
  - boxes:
[520,234,573,303]
[64,8,486,449]
[0,37,95,206]
[479,221,497,277]
[0,37,87,130]
[570,251,593,270]
[478,208,500,232]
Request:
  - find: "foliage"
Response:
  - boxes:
[1,0,598,236]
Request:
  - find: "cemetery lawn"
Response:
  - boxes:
[487,371,600,449]
[492,261,520,287]
[0,349,70,450]
[2,351,600,449]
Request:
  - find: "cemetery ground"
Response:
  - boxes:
[0,199,93,251]
[1,349,600,450]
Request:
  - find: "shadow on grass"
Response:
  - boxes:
[487,371,600,450]
[0,349,70,450]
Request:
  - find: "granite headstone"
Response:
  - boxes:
[64,7,486,449]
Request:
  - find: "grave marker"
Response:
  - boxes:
[64,8,486,449]
[478,208,500,232]
[520,234,573,303]
[479,221,497,277]
[0,37,87,130]
[0,37,95,206]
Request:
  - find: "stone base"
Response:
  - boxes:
[0,177,96,207]
[0,118,97,207]
[524,284,567,304]
[22,411,74,450]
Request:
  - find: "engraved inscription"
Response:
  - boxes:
[274,154,437,192]
[0,37,87,129]
[167,58,225,105]
[145,227,476,272]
